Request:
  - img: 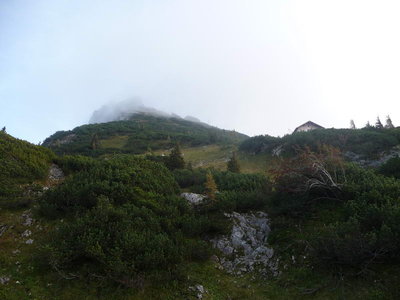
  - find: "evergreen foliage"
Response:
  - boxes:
[39,155,210,285]
[379,156,400,179]
[90,133,100,150]
[0,131,54,206]
[227,151,240,173]
[39,155,179,217]
[375,116,384,129]
[385,115,395,129]
[166,143,185,170]
[240,127,400,158]
[43,114,248,156]
[364,121,372,128]
[267,146,400,271]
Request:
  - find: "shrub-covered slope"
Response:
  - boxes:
[43,114,248,156]
[0,131,54,206]
[240,127,400,159]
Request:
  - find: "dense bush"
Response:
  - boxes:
[0,132,54,206]
[173,169,269,193]
[39,155,179,217]
[39,155,213,285]
[239,134,280,154]
[240,128,400,159]
[269,147,400,271]
[46,197,190,285]
[216,190,267,211]
[173,168,271,211]
[379,156,400,179]
[0,132,54,183]
[54,155,98,175]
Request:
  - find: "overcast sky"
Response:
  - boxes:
[1,0,400,143]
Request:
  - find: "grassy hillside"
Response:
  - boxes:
[43,114,248,156]
[154,145,270,174]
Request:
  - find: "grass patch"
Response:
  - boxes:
[99,135,129,149]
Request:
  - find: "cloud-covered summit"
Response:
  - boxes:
[89,99,203,125]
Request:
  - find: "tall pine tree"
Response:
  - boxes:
[375,117,383,129]
[167,143,185,170]
[227,151,241,173]
[385,115,395,129]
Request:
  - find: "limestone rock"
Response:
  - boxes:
[211,211,278,277]
[21,211,33,226]
[21,230,32,237]
[0,276,10,285]
[48,164,65,181]
[181,193,206,205]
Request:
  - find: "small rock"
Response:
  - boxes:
[0,224,8,237]
[21,211,33,226]
[12,249,21,255]
[196,284,205,294]
[0,276,10,285]
[21,229,32,237]
[25,239,34,244]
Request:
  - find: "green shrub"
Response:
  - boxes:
[379,156,400,179]
[39,155,214,285]
[45,198,188,285]
[308,165,400,269]
[0,132,54,207]
[39,155,179,217]
[216,190,267,211]
[240,128,400,159]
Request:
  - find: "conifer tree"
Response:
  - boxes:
[364,121,372,129]
[385,115,395,129]
[167,143,185,170]
[350,120,356,129]
[204,171,217,201]
[1,126,5,132]
[227,151,241,173]
[375,117,383,129]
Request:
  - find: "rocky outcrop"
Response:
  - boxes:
[47,134,76,146]
[211,211,278,277]
[48,164,65,181]
[181,193,206,205]
[345,147,400,167]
